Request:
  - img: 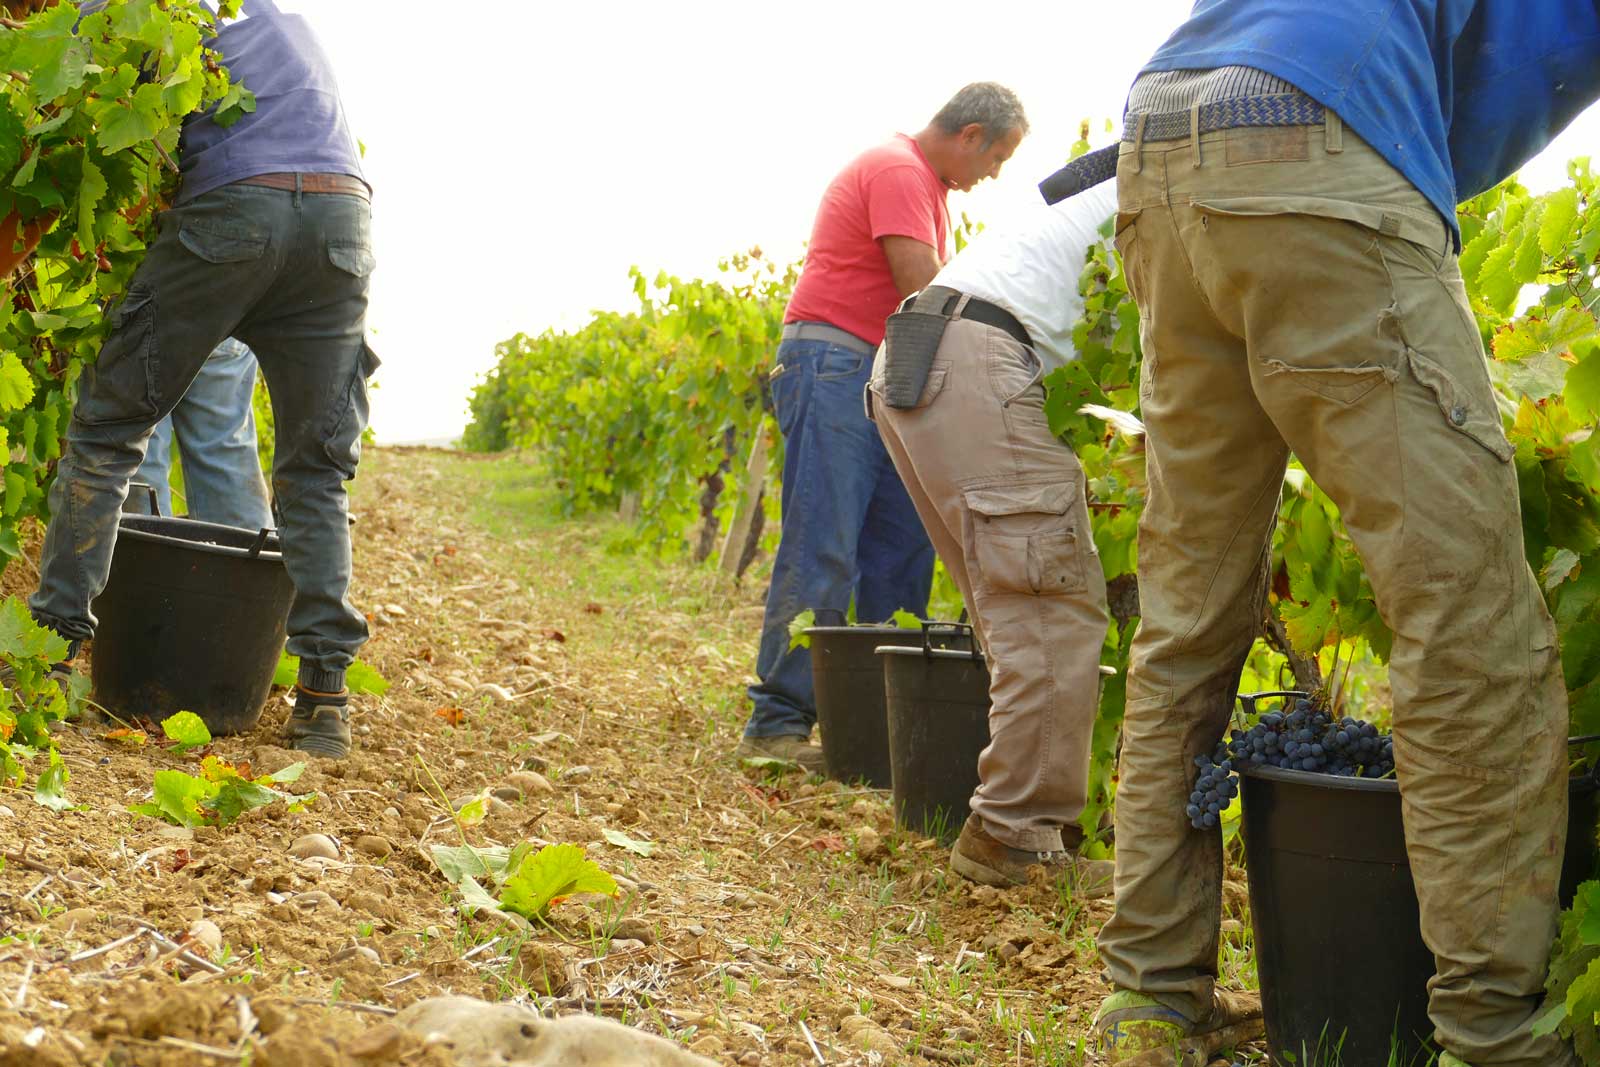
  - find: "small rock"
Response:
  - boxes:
[330,945,383,967]
[0,805,13,818]
[345,1023,404,1060]
[490,786,522,804]
[355,835,394,859]
[48,907,98,931]
[689,1035,725,1058]
[684,924,707,938]
[505,770,554,796]
[157,825,195,842]
[841,1015,899,1056]
[511,940,568,995]
[293,890,341,912]
[854,827,887,863]
[970,885,1002,906]
[611,917,656,945]
[383,806,401,820]
[607,938,646,954]
[188,919,224,956]
[562,765,593,783]
[520,755,549,773]
[289,833,340,861]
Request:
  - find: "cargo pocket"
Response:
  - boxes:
[1403,345,1513,462]
[324,342,381,479]
[76,288,159,426]
[327,239,377,278]
[965,481,1087,596]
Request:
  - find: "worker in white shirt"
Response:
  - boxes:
[868,182,1118,893]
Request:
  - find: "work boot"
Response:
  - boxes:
[950,814,1115,896]
[1438,1056,1473,1067]
[734,733,824,774]
[1092,988,1263,1065]
[285,686,351,759]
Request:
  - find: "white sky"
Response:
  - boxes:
[289,0,1600,444]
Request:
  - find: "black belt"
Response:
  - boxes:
[1038,91,1325,204]
[920,285,1031,347]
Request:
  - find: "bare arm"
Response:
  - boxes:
[880,235,942,297]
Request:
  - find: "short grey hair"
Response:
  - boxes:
[931,82,1029,145]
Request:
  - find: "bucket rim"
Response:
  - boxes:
[1239,761,1597,795]
[875,645,983,662]
[805,625,921,637]
[117,514,284,563]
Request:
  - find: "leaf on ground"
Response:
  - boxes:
[203,777,280,827]
[540,628,566,643]
[498,843,617,920]
[33,748,70,811]
[433,706,465,726]
[583,602,604,615]
[740,755,799,773]
[455,790,491,826]
[104,727,147,746]
[429,843,511,886]
[161,710,212,754]
[601,827,656,857]
[806,835,848,852]
[132,768,211,827]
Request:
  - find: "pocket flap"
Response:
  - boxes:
[179,224,268,264]
[328,241,377,278]
[1404,346,1514,462]
[1191,196,1446,257]
[965,482,1074,518]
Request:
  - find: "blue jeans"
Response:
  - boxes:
[30,181,377,693]
[744,334,935,739]
[127,337,272,530]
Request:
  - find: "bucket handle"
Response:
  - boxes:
[130,481,160,517]
[247,527,276,558]
[920,619,982,663]
[1237,690,1308,716]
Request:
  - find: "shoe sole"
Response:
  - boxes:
[949,846,1023,887]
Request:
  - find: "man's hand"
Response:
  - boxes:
[880,236,942,298]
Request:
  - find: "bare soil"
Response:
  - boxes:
[0,448,1258,1066]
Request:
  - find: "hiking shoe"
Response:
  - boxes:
[1092,988,1263,1064]
[950,814,1115,896]
[735,733,824,774]
[285,687,351,759]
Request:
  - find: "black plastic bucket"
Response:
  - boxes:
[91,513,295,735]
[811,623,974,787]
[1239,713,1600,1065]
[880,638,992,843]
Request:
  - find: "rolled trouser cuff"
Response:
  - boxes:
[298,665,346,694]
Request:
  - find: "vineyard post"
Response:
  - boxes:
[718,425,770,577]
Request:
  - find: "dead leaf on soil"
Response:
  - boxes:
[805,835,847,853]
[434,707,466,727]
[583,602,604,615]
[103,728,147,746]
[540,629,566,643]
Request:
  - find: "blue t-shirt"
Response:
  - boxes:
[177,0,367,202]
[1137,1,1600,245]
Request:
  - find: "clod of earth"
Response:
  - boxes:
[391,995,716,1067]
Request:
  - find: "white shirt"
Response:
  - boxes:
[931,182,1117,371]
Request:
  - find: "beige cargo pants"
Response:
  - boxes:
[1094,117,1574,1067]
[870,317,1109,852]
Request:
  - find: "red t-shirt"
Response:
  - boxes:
[784,134,950,347]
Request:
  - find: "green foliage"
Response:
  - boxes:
[787,607,815,650]
[160,709,210,753]
[0,1,249,567]
[1536,880,1600,1064]
[463,249,794,549]
[128,755,307,828]
[428,840,618,922]
[499,843,618,921]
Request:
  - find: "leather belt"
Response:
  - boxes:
[780,321,875,357]
[921,285,1031,347]
[237,172,371,200]
[1039,91,1324,204]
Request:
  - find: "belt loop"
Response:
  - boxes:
[949,293,973,321]
[1130,113,1146,175]
[1324,109,1344,154]
[1190,102,1203,169]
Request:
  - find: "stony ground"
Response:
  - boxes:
[0,448,1261,1067]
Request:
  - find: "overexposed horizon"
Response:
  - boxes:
[289,0,1600,444]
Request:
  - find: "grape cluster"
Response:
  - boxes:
[1185,697,1397,830]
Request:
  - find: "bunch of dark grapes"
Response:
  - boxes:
[1185,696,1396,830]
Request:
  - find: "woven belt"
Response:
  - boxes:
[921,285,1031,347]
[780,321,875,357]
[237,172,371,200]
[1039,92,1325,204]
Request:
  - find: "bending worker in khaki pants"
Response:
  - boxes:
[1073,2,1600,1066]
[870,182,1117,894]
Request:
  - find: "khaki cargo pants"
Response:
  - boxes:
[1093,119,1574,1067]
[870,317,1109,852]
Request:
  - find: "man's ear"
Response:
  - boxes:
[958,123,988,150]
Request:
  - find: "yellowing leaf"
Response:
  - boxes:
[1540,186,1580,257]
[0,353,35,412]
[161,710,212,754]
[498,843,617,920]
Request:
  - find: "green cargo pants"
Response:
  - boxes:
[1094,119,1574,1067]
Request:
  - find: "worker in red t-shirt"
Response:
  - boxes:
[739,83,1029,771]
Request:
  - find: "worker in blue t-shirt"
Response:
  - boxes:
[29,0,377,760]
[1085,4,1600,1067]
